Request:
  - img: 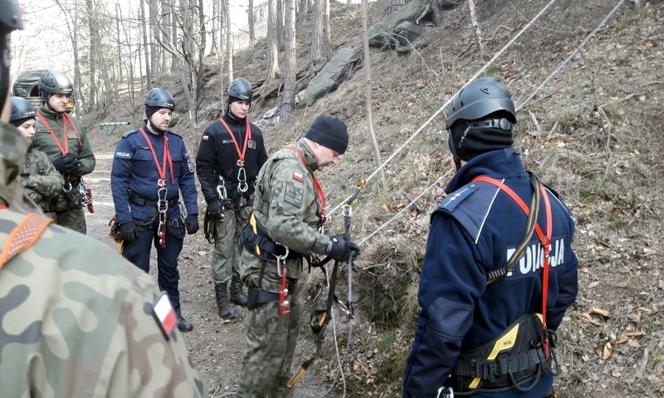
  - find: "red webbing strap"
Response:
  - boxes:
[36,111,82,155]
[0,211,53,269]
[473,176,553,354]
[287,146,327,221]
[138,128,175,185]
[218,118,252,166]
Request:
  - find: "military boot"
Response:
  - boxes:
[229,275,247,307]
[175,309,193,332]
[215,282,237,320]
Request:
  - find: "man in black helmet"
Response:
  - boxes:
[403,78,578,398]
[110,87,200,332]
[31,68,96,234]
[196,77,268,320]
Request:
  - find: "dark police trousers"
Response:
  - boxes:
[122,213,185,312]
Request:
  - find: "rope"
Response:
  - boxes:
[516,0,627,111]
[328,0,559,217]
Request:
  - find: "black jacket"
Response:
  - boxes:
[196,114,268,203]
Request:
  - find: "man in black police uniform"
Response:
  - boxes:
[196,77,268,320]
[402,77,578,397]
[111,88,199,332]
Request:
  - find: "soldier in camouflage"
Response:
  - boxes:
[10,96,64,219]
[237,116,360,397]
[32,68,96,234]
[0,3,206,396]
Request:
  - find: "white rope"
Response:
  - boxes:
[359,170,452,246]
[328,0,559,217]
[516,0,627,111]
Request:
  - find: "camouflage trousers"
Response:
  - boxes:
[56,206,86,234]
[238,283,300,398]
[211,205,251,283]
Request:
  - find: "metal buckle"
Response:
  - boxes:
[63,181,72,193]
[157,187,169,214]
[237,167,249,193]
[275,244,290,277]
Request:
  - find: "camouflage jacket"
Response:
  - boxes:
[19,146,64,214]
[239,139,331,293]
[32,104,96,179]
[0,121,206,397]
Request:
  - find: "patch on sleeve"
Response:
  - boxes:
[284,182,304,207]
[152,292,176,340]
[293,171,303,182]
[202,135,209,141]
[248,139,256,149]
[114,151,132,159]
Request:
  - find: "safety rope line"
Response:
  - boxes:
[516,0,627,111]
[328,0,559,217]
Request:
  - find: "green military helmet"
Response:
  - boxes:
[145,87,175,110]
[9,96,37,126]
[445,77,516,130]
[228,77,253,102]
[38,69,74,103]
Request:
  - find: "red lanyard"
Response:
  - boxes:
[218,118,252,167]
[138,128,175,185]
[473,176,553,348]
[36,112,82,155]
[287,146,327,220]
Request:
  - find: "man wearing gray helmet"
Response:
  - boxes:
[403,78,578,398]
[196,77,268,320]
[31,68,96,234]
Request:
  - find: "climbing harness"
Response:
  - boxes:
[218,117,252,193]
[138,127,174,248]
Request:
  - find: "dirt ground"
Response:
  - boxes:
[84,1,664,397]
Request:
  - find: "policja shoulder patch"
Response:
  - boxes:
[152,292,176,340]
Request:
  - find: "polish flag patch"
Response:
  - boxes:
[293,172,303,182]
[152,292,176,339]
[202,135,209,141]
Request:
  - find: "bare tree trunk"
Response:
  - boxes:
[324,0,330,48]
[276,0,285,50]
[148,0,159,76]
[225,0,233,82]
[161,1,170,72]
[140,0,152,86]
[115,3,123,82]
[54,0,84,108]
[178,0,195,120]
[298,0,309,18]
[347,0,352,7]
[85,0,98,110]
[195,0,207,122]
[281,0,296,117]
[170,0,178,72]
[218,0,226,101]
[248,0,256,49]
[362,0,384,183]
[311,0,328,65]
[265,0,281,82]
[211,0,218,54]
[119,7,135,109]
[467,0,484,52]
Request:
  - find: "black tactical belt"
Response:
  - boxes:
[238,220,304,263]
[129,191,178,208]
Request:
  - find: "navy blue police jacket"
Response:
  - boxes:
[402,148,578,398]
[111,125,198,225]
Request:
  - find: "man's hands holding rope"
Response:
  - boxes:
[325,234,360,261]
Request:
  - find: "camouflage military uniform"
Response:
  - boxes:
[238,139,331,397]
[18,146,64,219]
[0,121,206,397]
[32,104,96,233]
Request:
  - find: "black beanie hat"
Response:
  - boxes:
[146,105,161,121]
[305,116,349,154]
[449,114,513,161]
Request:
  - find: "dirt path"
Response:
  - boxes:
[86,151,335,397]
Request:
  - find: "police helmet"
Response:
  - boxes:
[145,87,175,109]
[228,78,253,102]
[10,96,37,124]
[445,77,516,130]
[38,69,74,102]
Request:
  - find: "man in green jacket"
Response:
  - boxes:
[0,3,205,396]
[10,96,63,219]
[237,116,360,397]
[32,68,95,233]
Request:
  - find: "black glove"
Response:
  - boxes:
[205,200,223,221]
[119,221,138,243]
[325,234,360,261]
[64,160,84,176]
[52,154,76,174]
[185,214,199,234]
